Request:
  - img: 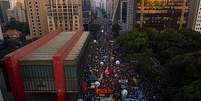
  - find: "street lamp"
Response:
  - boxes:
[93,39,97,43]
[101,29,104,33]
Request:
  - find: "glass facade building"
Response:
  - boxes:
[135,0,189,29]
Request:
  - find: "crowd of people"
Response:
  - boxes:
[79,33,147,101]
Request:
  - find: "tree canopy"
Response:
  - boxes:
[118,27,201,101]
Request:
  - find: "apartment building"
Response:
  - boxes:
[187,0,201,33]
[0,0,10,24]
[111,0,190,31]
[7,1,27,22]
[25,0,49,38]
[47,0,83,31]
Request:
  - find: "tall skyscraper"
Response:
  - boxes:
[25,0,49,38]
[111,0,134,31]
[187,0,201,33]
[83,0,91,30]
[90,0,96,11]
[136,0,189,30]
[7,0,27,22]
[0,0,10,24]
[47,0,83,31]
[106,0,114,18]
[111,0,190,31]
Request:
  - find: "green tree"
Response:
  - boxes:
[180,29,201,52]
[118,28,149,54]
[172,80,201,101]
[166,51,201,86]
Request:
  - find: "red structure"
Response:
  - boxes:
[53,27,84,101]
[4,27,85,101]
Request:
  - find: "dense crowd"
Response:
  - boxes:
[79,33,147,101]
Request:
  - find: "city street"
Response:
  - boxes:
[79,8,147,101]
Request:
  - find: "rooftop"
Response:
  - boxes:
[65,32,89,61]
[22,31,89,61]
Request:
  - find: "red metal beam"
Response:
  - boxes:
[4,28,64,101]
[53,27,84,101]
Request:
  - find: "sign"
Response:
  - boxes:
[96,87,113,96]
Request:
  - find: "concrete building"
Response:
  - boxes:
[187,0,201,33]
[4,27,90,101]
[25,0,49,39]
[90,0,96,11]
[95,0,106,10]
[0,67,9,101]
[100,0,106,10]
[83,0,91,30]
[47,0,83,32]
[7,1,26,22]
[106,0,114,18]
[112,0,135,31]
[111,0,190,31]
[136,0,190,30]
[0,0,10,24]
